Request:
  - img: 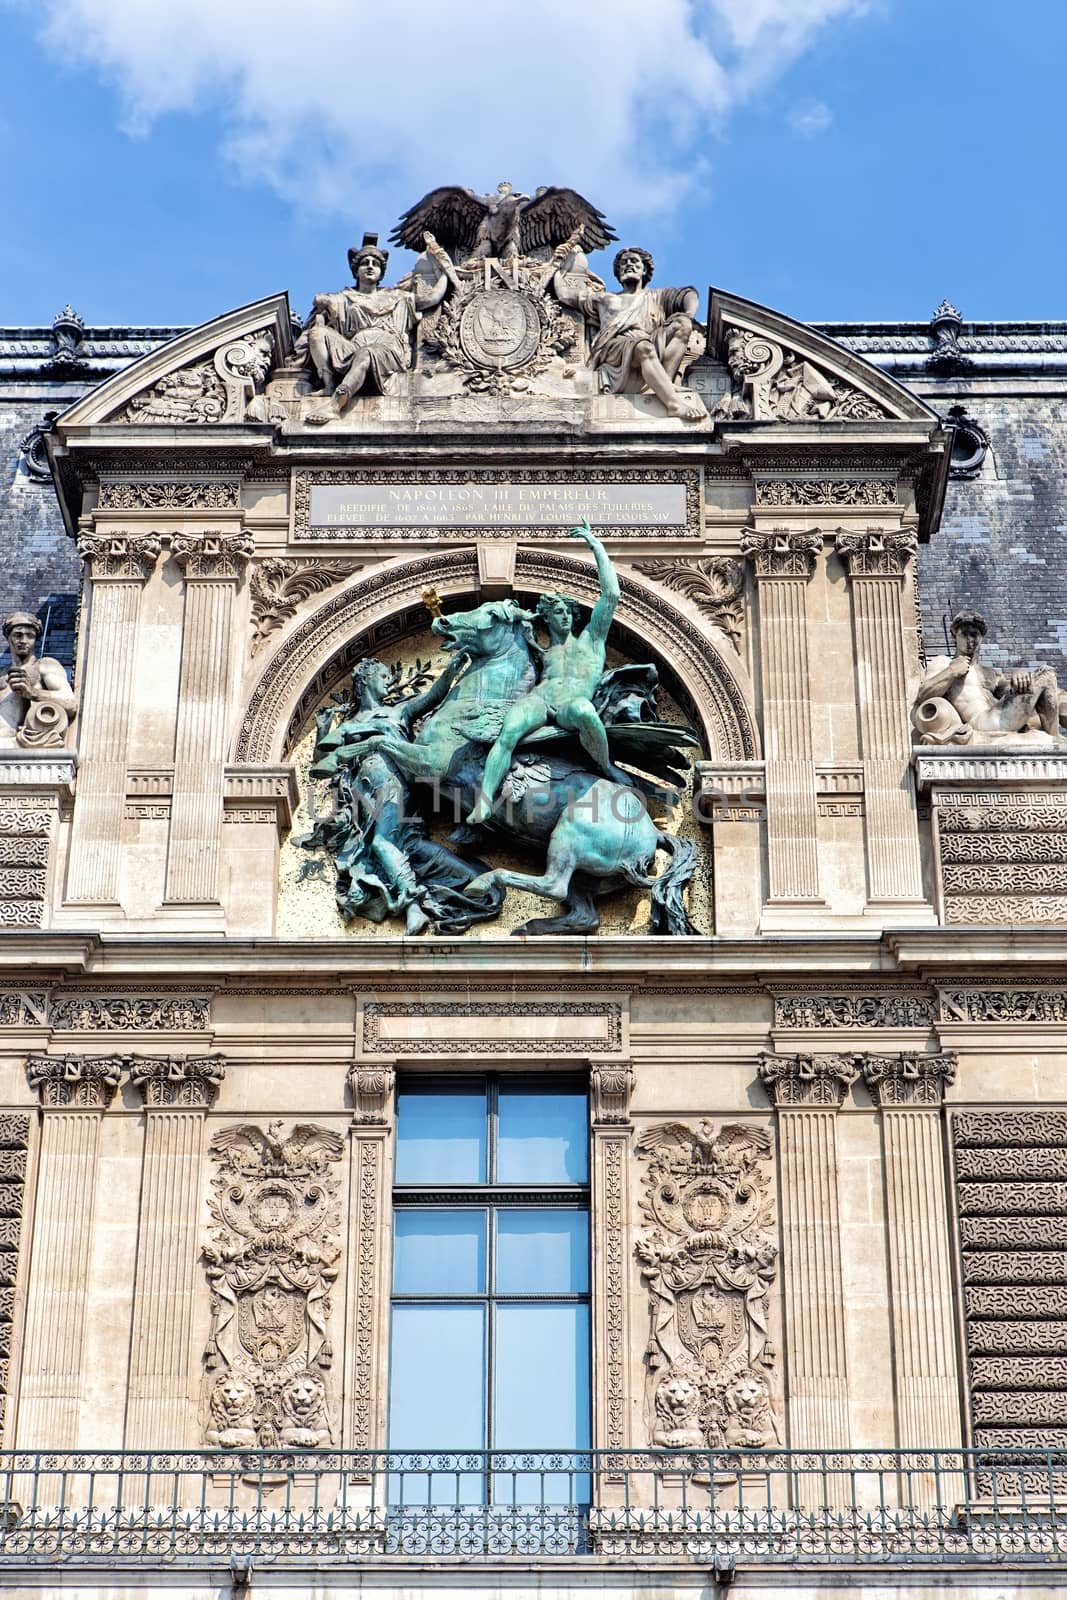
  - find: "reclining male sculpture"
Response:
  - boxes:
[912,609,1067,747]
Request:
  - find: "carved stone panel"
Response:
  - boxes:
[635,1119,778,1449]
[953,1111,1067,1455]
[0,1115,30,1434]
[202,1121,344,1449]
[936,791,1067,924]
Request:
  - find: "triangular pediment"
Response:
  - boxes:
[56,295,292,431]
[708,289,936,426]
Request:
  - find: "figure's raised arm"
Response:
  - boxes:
[570,518,619,642]
[401,651,469,725]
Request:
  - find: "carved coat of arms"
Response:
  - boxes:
[636,1119,779,1450]
[201,1120,343,1450]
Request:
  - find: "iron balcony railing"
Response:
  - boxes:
[0,1448,1065,1565]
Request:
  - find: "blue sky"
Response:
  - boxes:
[2,0,1065,330]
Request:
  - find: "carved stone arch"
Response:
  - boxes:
[234,547,759,764]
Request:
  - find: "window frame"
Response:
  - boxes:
[389,1072,591,1456]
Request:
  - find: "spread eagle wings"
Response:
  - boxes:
[634,1121,704,1165]
[519,187,617,253]
[390,184,616,257]
[390,187,488,257]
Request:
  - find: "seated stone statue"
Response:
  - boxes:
[912,609,1067,746]
[552,244,705,421]
[301,231,452,423]
[0,612,76,748]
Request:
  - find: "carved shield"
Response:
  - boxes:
[459,290,541,371]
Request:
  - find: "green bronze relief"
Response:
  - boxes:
[298,521,700,936]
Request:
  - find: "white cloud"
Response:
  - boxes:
[23,0,868,221]
[789,99,835,137]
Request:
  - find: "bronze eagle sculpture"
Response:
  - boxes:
[390,181,616,263]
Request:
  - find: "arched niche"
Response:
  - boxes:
[234,546,759,765]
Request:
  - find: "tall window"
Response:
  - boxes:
[388,1075,590,1472]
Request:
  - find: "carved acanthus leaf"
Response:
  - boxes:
[835,527,917,577]
[715,323,892,422]
[26,1052,125,1108]
[171,531,255,581]
[77,532,162,582]
[128,1053,226,1109]
[758,1050,859,1107]
[862,1051,957,1107]
[632,558,745,650]
[250,559,365,654]
[114,329,277,425]
[740,529,822,579]
[636,1117,778,1449]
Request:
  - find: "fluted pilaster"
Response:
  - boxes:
[759,1051,857,1449]
[835,529,925,903]
[863,1052,961,1452]
[164,534,253,905]
[20,1055,122,1445]
[741,531,822,902]
[66,535,160,904]
[124,1055,225,1447]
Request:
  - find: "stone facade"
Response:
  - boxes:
[0,242,1066,1599]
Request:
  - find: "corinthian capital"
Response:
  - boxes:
[77,532,161,582]
[170,531,255,581]
[739,529,822,579]
[128,1053,226,1109]
[758,1050,859,1108]
[862,1051,957,1107]
[26,1052,125,1109]
[834,527,917,578]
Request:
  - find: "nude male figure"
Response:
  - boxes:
[467,519,630,823]
[917,609,1065,741]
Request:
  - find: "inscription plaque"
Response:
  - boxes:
[293,469,699,540]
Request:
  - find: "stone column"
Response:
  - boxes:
[345,1063,395,1451]
[124,1054,226,1448]
[590,1064,634,1452]
[862,1052,962,1453]
[65,535,161,906]
[19,1054,123,1445]
[835,529,926,905]
[740,531,823,904]
[758,1051,857,1449]
[164,534,254,908]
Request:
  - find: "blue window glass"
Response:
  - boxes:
[495,1210,589,1294]
[388,1076,590,1490]
[395,1080,486,1184]
[393,1210,486,1295]
[497,1083,588,1183]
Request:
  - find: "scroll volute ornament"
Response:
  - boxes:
[202,1120,344,1449]
[635,1119,779,1449]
